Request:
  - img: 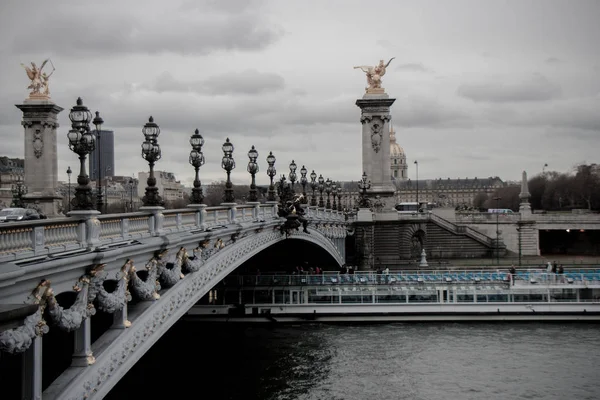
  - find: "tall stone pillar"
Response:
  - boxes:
[356,94,396,210]
[15,99,64,217]
[519,170,532,216]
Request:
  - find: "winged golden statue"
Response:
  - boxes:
[21,59,54,98]
[354,57,395,93]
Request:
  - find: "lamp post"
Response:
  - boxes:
[92,111,104,212]
[140,116,163,207]
[331,181,338,210]
[318,174,325,208]
[358,171,371,208]
[11,177,27,208]
[266,151,276,201]
[309,170,317,206]
[288,160,297,193]
[189,128,205,204]
[221,138,235,203]
[300,165,307,203]
[66,166,72,211]
[247,146,259,202]
[543,163,548,174]
[517,214,522,267]
[67,97,96,211]
[414,160,419,211]
[493,196,501,265]
[337,187,343,212]
[129,179,134,211]
[325,178,332,209]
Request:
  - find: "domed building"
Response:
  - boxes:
[389,125,407,181]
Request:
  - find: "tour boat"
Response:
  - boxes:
[188,269,600,322]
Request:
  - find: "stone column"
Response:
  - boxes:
[356,94,396,209]
[71,318,95,366]
[22,335,42,400]
[15,99,64,218]
[188,203,207,230]
[140,206,165,236]
[519,170,532,216]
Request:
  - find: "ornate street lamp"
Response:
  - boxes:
[221,138,235,203]
[332,181,338,210]
[92,111,104,212]
[318,174,325,208]
[189,128,205,204]
[337,186,343,211]
[66,166,72,211]
[247,145,259,202]
[309,170,317,206]
[325,178,332,209]
[11,177,27,208]
[266,151,276,202]
[288,160,297,193]
[358,171,372,208]
[299,165,307,203]
[140,116,163,207]
[67,97,96,211]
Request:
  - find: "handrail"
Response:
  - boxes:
[430,213,493,245]
[0,204,346,262]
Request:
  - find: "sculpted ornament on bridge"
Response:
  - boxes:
[354,57,395,93]
[21,59,55,99]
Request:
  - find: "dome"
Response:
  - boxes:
[390,129,405,156]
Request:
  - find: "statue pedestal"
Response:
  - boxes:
[15,99,64,217]
[356,208,373,222]
[356,94,397,197]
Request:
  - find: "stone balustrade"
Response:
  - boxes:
[0,204,345,263]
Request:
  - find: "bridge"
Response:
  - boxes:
[0,203,349,399]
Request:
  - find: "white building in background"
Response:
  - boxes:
[389,125,407,181]
[137,171,184,202]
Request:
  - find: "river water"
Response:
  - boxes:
[106,321,600,400]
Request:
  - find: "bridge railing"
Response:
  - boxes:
[0,204,345,262]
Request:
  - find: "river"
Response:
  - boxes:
[106,321,600,400]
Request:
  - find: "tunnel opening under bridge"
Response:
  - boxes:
[539,229,600,256]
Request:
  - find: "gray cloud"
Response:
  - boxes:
[395,96,471,128]
[545,57,561,65]
[396,63,433,73]
[457,74,562,103]
[8,1,281,56]
[151,70,285,95]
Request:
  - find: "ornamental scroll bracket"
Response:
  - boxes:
[33,128,44,158]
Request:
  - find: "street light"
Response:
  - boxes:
[11,177,27,208]
[309,170,317,206]
[266,151,276,201]
[66,166,72,211]
[92,111,104,212]
[67,97,96,211]
[493,196,501,265]
[189,128,205,204]
[337,187,343,212]
[331,181,338,210]
[299,165,307,203]
[247,145,259,202]
[358,171,371,208]
[140,116,163,207]
[543,163,548,174]
[221,138,235,203]
[325,178,332,209]
[317,174,325,208]
[414,160,419,211]
[288,160,297,193]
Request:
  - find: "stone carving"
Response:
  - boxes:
[200,238,225,261]
[91,261,133,315]
[21,59,54,98]
[129,253,163,301]
[33,128,44,158]
[182,241,210,273]
[370,117,384,153]
[157,247,186,288]
[353,58,395,93]
[0,280,52,354]
[47,276,94,332]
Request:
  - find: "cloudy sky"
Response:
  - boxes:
[0,0,598,187]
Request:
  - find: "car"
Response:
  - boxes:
[0,208,41,222]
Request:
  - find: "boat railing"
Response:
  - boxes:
[226,269,600,287]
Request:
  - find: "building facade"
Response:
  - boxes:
[389,126,407,181]
[0,157,24,208]
[137,171,184,202]
[89,130,115,181]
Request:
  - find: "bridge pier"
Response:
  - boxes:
[22,336,42,400]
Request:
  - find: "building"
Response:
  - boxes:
[89,130,115,181]
[389,126,407,181]
[0,157,24,208]
[137,171,184,202]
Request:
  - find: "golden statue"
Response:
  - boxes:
[21,59,54,98]
[354,57,395,93]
